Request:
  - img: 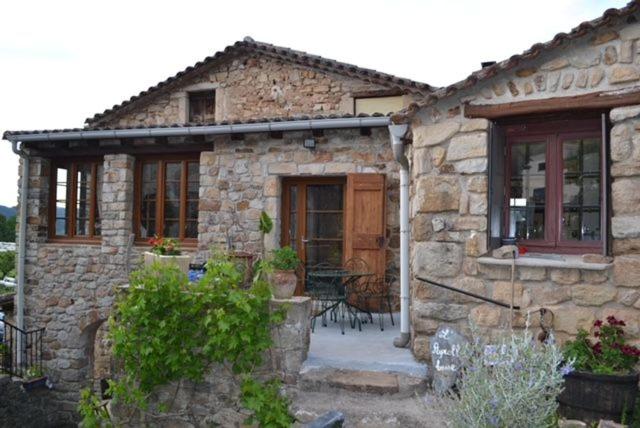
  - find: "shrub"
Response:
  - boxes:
[0,251,15,278]
[563,316,640,375]
[83,253,293,426]
[440,328,567,428]
[270,246,300,271]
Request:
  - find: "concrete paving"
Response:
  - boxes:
[303,313,428,378]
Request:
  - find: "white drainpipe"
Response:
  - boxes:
[389,124,410,348]
[11,141,28,364]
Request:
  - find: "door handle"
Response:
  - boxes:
[302,237,309,243]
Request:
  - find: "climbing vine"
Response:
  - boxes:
[79,252,293,427]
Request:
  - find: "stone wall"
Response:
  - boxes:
[409,112,640,362]
[196,127,400,274]
[98,53,402,128]
[109,297,311,427]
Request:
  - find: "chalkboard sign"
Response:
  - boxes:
[431,325,467,394]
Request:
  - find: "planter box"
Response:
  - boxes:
[22,376,47,391]
[558,370,639,423]
[144,252,191,276]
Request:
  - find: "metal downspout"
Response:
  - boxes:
[11,141,27,364]
[388,124,410,348]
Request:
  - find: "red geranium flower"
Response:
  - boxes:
[594,319,603,328]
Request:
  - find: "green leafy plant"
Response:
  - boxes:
[270,246,301,271]
[85,253,292,426]
[440,327,567,428]
[147,235,181,256]
[563,316,640,375]
[0,250,15,278]
[259,211,274,235]
[241,377,295,427]
[25,366,44,379]
[78,388,112,428]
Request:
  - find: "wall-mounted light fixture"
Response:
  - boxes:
[303,138,316,150]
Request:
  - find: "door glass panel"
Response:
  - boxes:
[508,142,546,240]
[288,186,297,251]
[305,184,344,269]
[562,138,601,241]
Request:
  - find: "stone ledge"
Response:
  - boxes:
[477,254,611,271]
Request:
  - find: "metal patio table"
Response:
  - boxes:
[306,269,375,335]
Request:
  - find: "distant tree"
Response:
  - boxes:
[0,215,16,242]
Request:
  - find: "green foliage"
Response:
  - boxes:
[241,377,295,428]
[441,328,566,428]
[270,246,301,271]
[0,215,16,243]
[78,388,112,428]
[89,253,292,426]
[563,316,640,375]
[259,211,274,235]
[0,250,15,278]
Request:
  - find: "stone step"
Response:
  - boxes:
[287,386,443,428]
[297,367,428,398]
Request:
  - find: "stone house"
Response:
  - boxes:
[400,2,640,359]
[3,0,640,419]
[2,37,430,417]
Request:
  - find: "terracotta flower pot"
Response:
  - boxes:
[144,252,191,276]
[270,270,297,299]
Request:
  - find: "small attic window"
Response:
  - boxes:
[188,90,215,123]
[354,95,404,115]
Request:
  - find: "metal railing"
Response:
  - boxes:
[0,319,44,378]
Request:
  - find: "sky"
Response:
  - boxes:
[0,0,627,207]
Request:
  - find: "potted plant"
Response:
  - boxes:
[559,315,640,423]
[268,246,301,299]
[144,235,191,275]
[22,366,47,391]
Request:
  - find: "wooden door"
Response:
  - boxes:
[344,174,387,280]
[282,177,346,295]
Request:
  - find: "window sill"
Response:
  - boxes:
[477,254,611,271]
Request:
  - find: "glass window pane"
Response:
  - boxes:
[187,201,198,221]
[75,164,92,236]
[164,200,180,220]
[166,162,181,183]
[55,166,71,236]
[305,242,343,269]
[562,138,602,242]
[95,164,103,236]
[508,142,546,240]
[306,213,343,239]
[306,184,343,211]
[188,162,199,182]
[140,163,158,238]
[164,221,180,238]
[185,221,198,239]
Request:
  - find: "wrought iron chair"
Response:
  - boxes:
[342,257,374,328]
[304,263,343,332]
[355,273,397,331]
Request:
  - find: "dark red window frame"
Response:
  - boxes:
[133,155,200,244]
[503,118,604,254]
[49,159,103,243]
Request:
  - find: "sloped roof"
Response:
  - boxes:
[3,112,390,140]
[417,0,640,107]
[85,37,435,127]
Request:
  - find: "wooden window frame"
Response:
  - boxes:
[281,177,347,268]
[48,159,103,243]
[188,90,215,123]
[503,118,604,254]
[134,154,200,245]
